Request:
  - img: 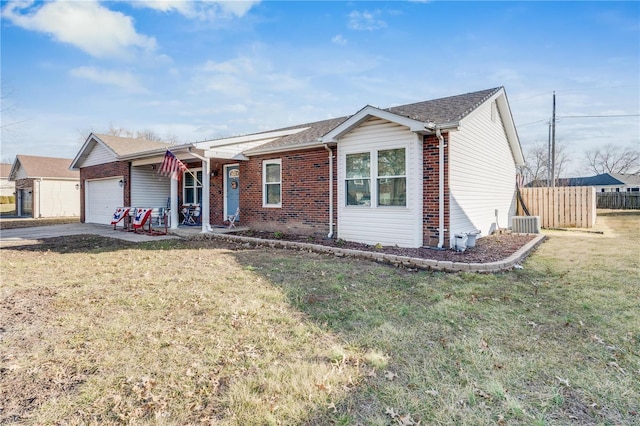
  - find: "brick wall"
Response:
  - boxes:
[423,133,450,247]
[79,162,130,222]
[238,147,337,236]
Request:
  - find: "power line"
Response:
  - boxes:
[516,114,639,128]
[557,114,640,119]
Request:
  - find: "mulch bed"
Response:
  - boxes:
[235,231,537,263]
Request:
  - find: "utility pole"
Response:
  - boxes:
[551,91,556,187]
[547,121,552,186]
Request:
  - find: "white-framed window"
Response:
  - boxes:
[345,148,406,207]
[346,152,371,206]
[263,159,281,207]
[183,169,203,204]
[377,148,406,206]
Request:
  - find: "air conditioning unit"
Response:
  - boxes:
[511,216,541,233]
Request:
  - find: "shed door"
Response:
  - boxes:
[20,189,33,216]
[85,178,124,224]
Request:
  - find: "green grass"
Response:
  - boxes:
[1,211,638,425]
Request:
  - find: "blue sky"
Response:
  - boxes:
[1,0,638,176]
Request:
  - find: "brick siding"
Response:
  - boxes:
[422,133,450,247]
[237,147,337,236]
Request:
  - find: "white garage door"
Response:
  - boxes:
[85,178,124,224]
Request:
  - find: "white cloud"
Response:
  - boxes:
[70,66,149,93]
[332,34,347,45]
[2,0,156,59]
[348,10,387,31]
[131,0,261,20]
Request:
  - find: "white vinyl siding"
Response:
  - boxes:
[81,141,117,167]
[449,97,517,246]
[36,180,80,217]
[338,118,423,248]
[131,166,171,208]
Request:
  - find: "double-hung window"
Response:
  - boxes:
[183,169,202,204]
[345,148,406,207]
[377,148,406,206]
[263,159,281,207]
[345,152,371,206]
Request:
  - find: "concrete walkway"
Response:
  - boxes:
[0,223,180,245]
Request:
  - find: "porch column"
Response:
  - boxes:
[170,177,178,229]
[200,158,211,233]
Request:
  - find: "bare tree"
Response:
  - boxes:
[136,129,163,141]
[584,143,640,175]
[520,142,570,186]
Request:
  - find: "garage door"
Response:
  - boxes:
[85,178,124,224]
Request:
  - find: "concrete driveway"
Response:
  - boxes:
[0,223,180,246]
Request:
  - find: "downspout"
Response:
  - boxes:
[436,127,445,249]
[323,143,334,238]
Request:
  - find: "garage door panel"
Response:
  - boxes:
[85,178,123,224]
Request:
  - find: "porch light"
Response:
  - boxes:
[119,179,125,188]
[75,183,80,190]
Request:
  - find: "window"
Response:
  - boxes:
[345,148,407,207]
[183,169,202,204]
[346,152,371,206]
[377,148,406,206]
[263,159,281,207]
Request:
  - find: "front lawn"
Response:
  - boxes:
[1,211,638,425]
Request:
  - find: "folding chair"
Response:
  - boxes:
[227,207,240,229]
[111,207,131,230]
[132,208,153,233]
[180,205,198,226]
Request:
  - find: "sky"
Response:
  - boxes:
[1,0,638,176]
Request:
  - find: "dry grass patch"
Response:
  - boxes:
[1,210,638,425]
[1,238,363,424]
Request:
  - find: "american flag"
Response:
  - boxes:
[158,150,188,178]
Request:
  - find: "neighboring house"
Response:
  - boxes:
[8,155,80,218]
[70,87,524,249]
[564,173,640,192]
[0,163,15,197]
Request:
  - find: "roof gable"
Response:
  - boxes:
[10,155,79,180]
[71,133,174,169]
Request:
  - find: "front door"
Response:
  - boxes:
[225,164,240,221]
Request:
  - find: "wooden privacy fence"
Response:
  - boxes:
[517,186,596,228]
[596,192,640,209]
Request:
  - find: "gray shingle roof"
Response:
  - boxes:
[243,87,502,154]
[567,173,640,187]
[386,87,502,124]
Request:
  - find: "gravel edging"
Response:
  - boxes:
[188,232,546,272]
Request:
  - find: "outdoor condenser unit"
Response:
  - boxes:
[511,216,541,234]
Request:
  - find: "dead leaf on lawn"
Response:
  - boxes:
[384,370,398,381]
[386,407,399,417]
